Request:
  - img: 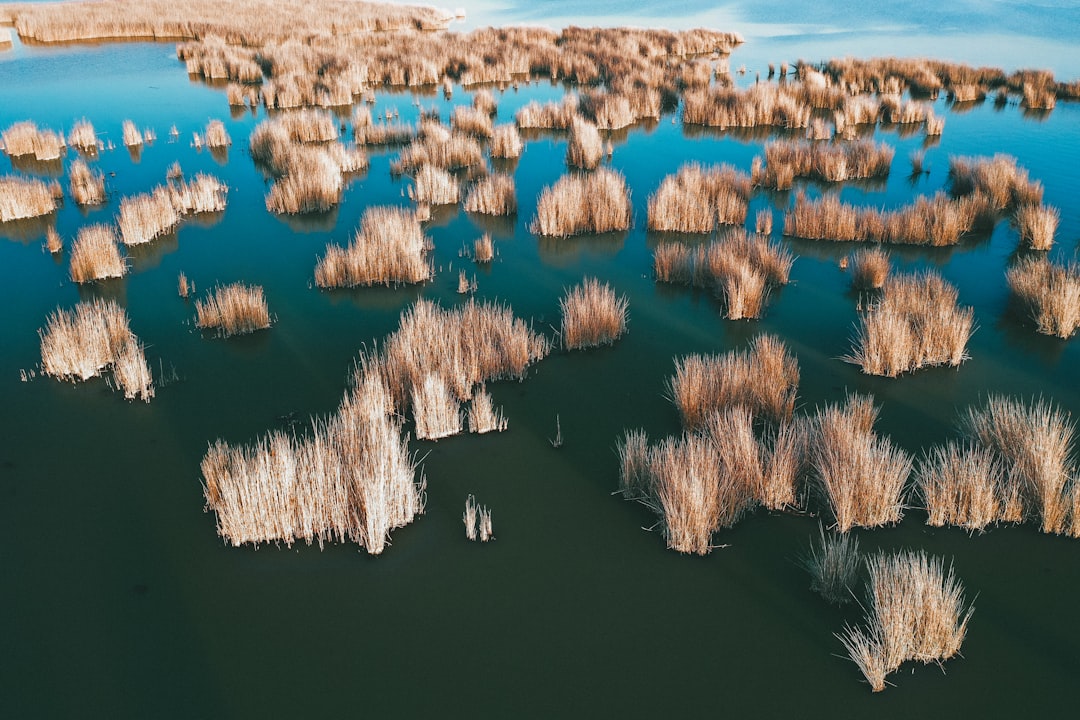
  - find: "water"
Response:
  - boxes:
[2,11,1080,717]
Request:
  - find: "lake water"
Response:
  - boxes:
[1,6,1079,717]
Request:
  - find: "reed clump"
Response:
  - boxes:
[1,121,65,160]
[408,163,459,205]
[67,119,99,152]
[118,188,179,245]
[531,168,631,237]
[464,173,516,216]
[463,495,494,542]
[412,373,462,440]
[566,117,603,170]
[489,123,523,159]
[69,224,126,283]
[839,551,973,692]
[122,120,143,147]
[682,84,812,130]
[915,442,1010,532]
[473,233,494,263]
[68,159,106,206]
[201,379,427,556]
[560,278,629,350]
[45,227,63,254]
[467,387,507,434]
[264,147,342,214]
[963,396,1080,537]
[948,154,1042,210]
[451,106,494,139]
[845,271,974,377]
[472,89,498,116]
[1006,257,1080,338]
[39,298,153,401]
[314,206,432,288]
[667,334,800,430]
[807,394,911,531]
[1013,204,1059,251]
[168,173,229,214]
[801,523,861,604]
[202,119,231,148]
[647,163,751,233]
[0,175,60,221]
[515,98,578,130]
[849,247,891,289]
[751,140,894,189]
[391,133,484,174]
[195,283,271,338]
[653,230,793,320]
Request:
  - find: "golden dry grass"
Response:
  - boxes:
[314,206,432,288]
[473,233,494,263]
[195,283,272,338]
[752,140,894,188]
[560,278,629,350]
[468,386,507,434]
[2,120,65,160]
[683,84,812,130]
[516,98,578,130]
[391,133,484,174]
[1013,204,1059,251]
[45,227,63,254]
[531,168,631,237]
[68,159,106,206]
[122,120,143,147]
[472,89,498,116]
[490,123,523,159]
[412,372,462,440]
[849,247,891,289]
[845,271,974,377]
[464,173,516,216]
[948,154,1042,209]
[0,175,60,222]
[118,188,179,245]
[1007,257,1080,338]
[566,117,603,170]
[178,271,194,299]
[408,163,459,205]
[67,119,99,152]
[451,106,495,139]
[647,163,751,233]
[915,442,1007,532]
[202,119,231,148]
[69,224,127,283]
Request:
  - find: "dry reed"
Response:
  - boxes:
[472,89,498,116]
[412,373,462,440]
[1013,204,1059,251]
[915,442,1007,532]
[2,121,65,159]
[468,387,507,433]
[45,227,63,253]
[314,206,432,288]
[948,154,1042,210]
[490,123,523,159]
[391,133,484,174]
[849,247,891,289]
[473,233,494,263]
[801,523,861,604]
[464,173,516,216]
[1006,257,1080,338]
[755,209,773,236]
[67,119,99,152]
[118,188,179,245]
[0,175,60,221]
[69,224,126,283]
[202,119,231,148]
[451,106,494,138]
[178,271,194,299]
[560,278,629,350]
[195,283,271,338]
[647,163,751,233]
[531,168,631,237]
[845,271,974,377]
[751,140,894,188]
[408,163,459,205]
[566,117,603,170]
[68,159,106,206]
[122,120,143,147]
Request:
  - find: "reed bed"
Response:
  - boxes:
[67,119,99,152]
[784,191,993,246]
[265,148,343,214]
[169,174,228,214]
[464,173,516,216]
[751,140,894,189]
[915,442,1009,532]
[531,168,631,237]
[468,387,507,434]
[963,396,1080,536]
[515,98,578,130]
[845,271,974,377]
[849,247,891,289]
[667,334,799,430]
[1006,257,1080,338]
[566,118,603,170]
[653,230,794,319]
[69,224,126,283]
[682,84,812,130]
[1022,82,1056,110]
[0,175,60,222]
[202,119,231,148]
[39,298,153,401]
[1013,204,1059,251]
[201,379,426,555]
[560,278,629,350]
[802,524,861,604]
[807,394,911,531]
[839,550,973,692]
[490,124,523,159]
[473,233,494,263]
[354,121,416,146]
[948,154,1042,210]
[314,206,432,288]
[647,163,751,233]
[68,159,105,206]
[118,188,179,245]
[195,283,271,338]
[451,106,494,139]
[1,121,65,160]
[391,134,484,174]
[408,163,459,205]
[412,373,462,440]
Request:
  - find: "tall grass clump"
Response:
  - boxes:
[39,298,153,401]
[752,140,894,189]
[647,163,751,233]
[515,98,578,129]
[464,173,516,216]
[566,117,603,169]
[168,173,228,214]
[201,379,426,555]
[948,154,1042,209]
[314,206,432,288]
[467,387,507,434]
[68,159,106,206]
[391,133,484,173]
[2,120,65,159]
[682,84,811,129]
[531,168,631,237]
[195,283,272,338]
[473,233,494,263]
[67,119,99,152]
[807,394,911,531]
[849,247,891,289]
[118,188,179,245]
[69,224,126,283]
[490,123,523,159]
[844,271,974,377]
[560,278,629,350]
[265,148,343,214]
[202,119,231,147]
[915,442,1009,532]
[963,396,1079,536]
[1006,257,1080,338]
[839,551,974,692]
[801,523,861,604]
[122,120,143,147]
[408,163,459,205]
[412,373,462,440]
[1013,204,1059,251]
[472,89,498,116]
[667,334,799,430]
[0,175,60,221]
[451,106,494,138]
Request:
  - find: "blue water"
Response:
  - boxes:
[1,13,1079,719]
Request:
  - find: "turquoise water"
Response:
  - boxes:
[1,18,1080,718]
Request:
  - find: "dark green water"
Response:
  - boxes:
[1,30,1079,718]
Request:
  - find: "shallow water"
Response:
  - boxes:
[1,18,1079,719]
